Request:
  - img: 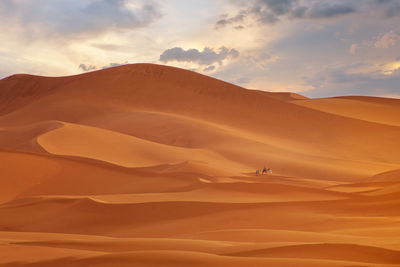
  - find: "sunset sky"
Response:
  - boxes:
[1,0,400,98]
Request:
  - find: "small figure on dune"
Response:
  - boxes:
[260,166,272,175]
[262,166,267,175]
[256,166,272,176]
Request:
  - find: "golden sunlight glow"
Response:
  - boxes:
[382,62,400,75]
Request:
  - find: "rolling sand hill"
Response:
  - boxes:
[0,63,399,266]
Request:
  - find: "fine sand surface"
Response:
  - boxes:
[0,63,399,266]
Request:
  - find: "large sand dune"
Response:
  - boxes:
[0,63,399,266]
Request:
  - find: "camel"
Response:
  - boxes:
[256,167,272,176]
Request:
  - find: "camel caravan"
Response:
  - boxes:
[256,166,272,176]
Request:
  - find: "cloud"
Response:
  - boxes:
[79,64,97,72]
[350,43,359,54]
[0,0,160,39]
[101,62,128,69]
[215,0,296,28]
[211,49,276,87]
[235,76,252,84]
[305,63,400,97]
[251,0,296,23]
[215,11,247,29]
[159,46,239,66]
[78,62,128,72]
[215,0,358,29]
[203,65,216,72]
[374,30,400,48]
[298,2,356,18]
[261,0,295,15]
[376,0,400,17]
[218,0,295,27]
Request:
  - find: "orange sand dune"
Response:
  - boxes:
[0,121,62,152]
[293,96,400,126]
[0,64,399,178]
[35,120,397,179]
[1,63,400,266]
[367,169,400,182]
[256,90,309,101]
[37,121,249,174]
[0,150,212,204]
[2,249,373,267]
[1,192,399,237]
[1,193,400,265]
[1,64,400,179]
[225,243,400,264]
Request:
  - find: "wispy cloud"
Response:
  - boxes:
[215,0,358,29]
[305,63,400,97]
[78,64,96,72]
[0,0,160,39]
[78,62,128,72]
[374,30,400,48]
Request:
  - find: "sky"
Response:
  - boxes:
[0,0,400,98]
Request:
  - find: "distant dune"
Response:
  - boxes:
[293,96,400,126]
[0,63,399,266]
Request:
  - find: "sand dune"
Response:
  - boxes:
[293,96,400,126]
[255,91,309,101]
[3,249,371,267]
[367,169,400,182]
[0,63,400,266]
[225,243,400,264]
[37,121,250,175]
[1,64,400,179]
[1,65,400,162]
[0,121,62,152]
[0,150,213,204]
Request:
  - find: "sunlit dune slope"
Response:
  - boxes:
[1,64,399,151]
[0,149,350,205]
[0,150,209,204]
[33,120,396,179]
[37,121,247,173]
[293,96,400,126]
[1,63,400,178]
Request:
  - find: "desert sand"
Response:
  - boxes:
[0,63,399,266]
